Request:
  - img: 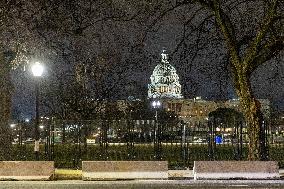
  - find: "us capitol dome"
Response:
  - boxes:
[148,50,183,99]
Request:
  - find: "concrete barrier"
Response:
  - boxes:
[82,161,168,180]
[193,161,280,180]
[0,161,54,180]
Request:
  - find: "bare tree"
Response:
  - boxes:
[146,0,283,160]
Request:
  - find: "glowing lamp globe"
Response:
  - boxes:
[32,62,44,77]
[152,101,161,108]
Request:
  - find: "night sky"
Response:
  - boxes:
[9,1,284,120]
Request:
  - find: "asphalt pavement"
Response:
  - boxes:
[0,180,284,189]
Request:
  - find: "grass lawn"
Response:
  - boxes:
[54,169,82,180]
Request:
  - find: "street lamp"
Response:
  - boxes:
[151,100,161,160]
[152,101,161,121]
[32,62,44,160]
[10,124,16,143]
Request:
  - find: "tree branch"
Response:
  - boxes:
[247,36,284,75]
[243,0,279,70]
[211,0,241,69]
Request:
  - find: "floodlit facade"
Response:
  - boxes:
[148,50,183,99]
[160,97,270,126]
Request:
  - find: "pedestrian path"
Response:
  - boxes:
[0,179,283,189]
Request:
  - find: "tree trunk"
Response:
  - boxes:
[235,72,262,160]
[0,51,14,160]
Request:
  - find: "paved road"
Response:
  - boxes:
[0,180,284,189]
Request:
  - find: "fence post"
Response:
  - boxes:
[208,118,214,160]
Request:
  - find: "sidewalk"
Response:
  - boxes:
[0,179,284,189]
[0,170,283,189]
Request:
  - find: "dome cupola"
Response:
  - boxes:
[148,50,183,99]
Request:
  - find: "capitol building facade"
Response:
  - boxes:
[148,50,183,99]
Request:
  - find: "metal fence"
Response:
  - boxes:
[9,118,284,169]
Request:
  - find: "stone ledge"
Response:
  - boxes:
[193,161,280,180]
[0,161,54,181]
[82,161,168,180]
[83,171,168,180]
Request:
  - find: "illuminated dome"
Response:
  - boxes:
[148,50,183,99]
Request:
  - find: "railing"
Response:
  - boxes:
[8,119,284,169]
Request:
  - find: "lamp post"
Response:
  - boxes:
[152,101,161,121]
[151,100,161,160]
[32,62,44,161]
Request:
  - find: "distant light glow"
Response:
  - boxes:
[31,62,44,77]
[152,100,161,108]
[157,101,161,106]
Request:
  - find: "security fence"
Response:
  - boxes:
[9,117,284,169]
